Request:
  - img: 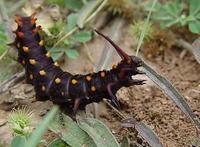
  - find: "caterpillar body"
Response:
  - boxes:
[14,14,145,114]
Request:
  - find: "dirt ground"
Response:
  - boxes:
[0,25,199,147]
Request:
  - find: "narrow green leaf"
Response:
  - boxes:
[23,106,59,147]
[142,62,200,130]
[122,118,163,147]
[67,13,78,31]
[64,0,83,11]
[11,136,26,147]
[49,114,96,147]
[72,31,92,43]
[65,48,79,59]
[189,20,200,34]
[78,118,120,147]
[136,0,157,56]
[48,138,68,147]
[0,59,20,82]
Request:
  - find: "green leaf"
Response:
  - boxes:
[0,58,20,82]
[11,136,26,147]
[72,31,92,43]
[65,48,79,59]
[67,13,78,31]
[0,32,7,41]
[151,0,185,28]
[0,44,6,55]
[189,20,200,34]
[0,24,8,55]
[45,0,65,7]
[23,106,59,147]
[49,20,65,36]
[49,114,96,147]
[48,138,68,147]
[189,0,200,15]
[164,1,183,17]
[64,0,83,11]
[78,118,120,147]
[51,51,64,61]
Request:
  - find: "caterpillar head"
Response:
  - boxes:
[14,13,40,40]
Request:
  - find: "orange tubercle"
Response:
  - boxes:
[15,15,22,27]
[32,26,41,33]
[16,32,24,38]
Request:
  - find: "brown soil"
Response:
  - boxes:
[0,25,199,147]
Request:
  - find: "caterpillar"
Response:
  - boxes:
[14,14,145,115]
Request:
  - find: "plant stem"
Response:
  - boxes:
[51,0,108,51]
[0,50,8,61]
[136,0,157,56]
[84,0,108,25]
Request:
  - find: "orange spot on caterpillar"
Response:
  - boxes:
[29,74,33,80]
[22,46,29,53]
[22,60,25,65]
[71,79,78,84]
[16,32,24,38]
[86,75,92,81]
[39,70,46,76]
[91,86,96,92]
[55,78,61,84]
[127,60,131,64]
[41,85,46,91]
[16,43,20,48]
[29,59,37,65]
[39,40,44,46]
[54,62,59,67]
[46,52,51,58]
[100,71,106,77]
[31,18,37,25]
[112,64,117,69]
[32,26,41,33]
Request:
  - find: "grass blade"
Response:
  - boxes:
[142,61,200,130]
[136,0,157,56]
[23,106,59,147]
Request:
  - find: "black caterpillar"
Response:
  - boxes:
[14,14,145,115]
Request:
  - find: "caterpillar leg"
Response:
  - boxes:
[107,83,120,109]
[125,79,146,86]
[73,98,81,115]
